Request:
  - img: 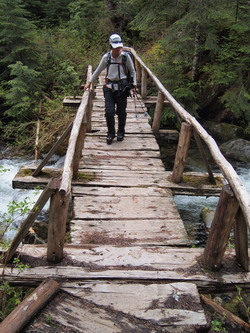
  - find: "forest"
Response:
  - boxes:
[0,0,249,153]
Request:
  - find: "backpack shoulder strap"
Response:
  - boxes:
[106,51,112,78]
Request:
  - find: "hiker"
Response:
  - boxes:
[84,34,137,144]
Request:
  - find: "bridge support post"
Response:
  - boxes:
[171,122,192,183]
[47,190,70,263]
[135,59,141,84]
[152,91,165,133]
[202,185,239,270]
[86,90,94,133]
[73,121,86,179]
[234,208,249,271]
[141,67,147,99]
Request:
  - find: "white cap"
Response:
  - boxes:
[109,34,123,48]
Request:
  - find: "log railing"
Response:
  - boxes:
[127,47,249,271]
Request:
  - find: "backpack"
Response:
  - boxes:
[106,50,134,86]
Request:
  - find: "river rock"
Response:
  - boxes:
[219,138,250,162]
[200,207,214,231]
[201,121,246,143]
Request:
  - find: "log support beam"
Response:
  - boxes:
[234,208,249,271]
[141,67,147,99]
[202,185,240,270]
[171,122,192,183]
[47,190,70,263]
[152,91,165,133]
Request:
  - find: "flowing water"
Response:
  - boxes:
[0,155,65,241]
[0,147,249,245]
[159,141,250,245]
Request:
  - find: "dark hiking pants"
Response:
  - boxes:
[103,86,127,137]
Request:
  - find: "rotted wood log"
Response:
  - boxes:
[0,279,59,333]
[171,122,192,183]
[202,185,240,270]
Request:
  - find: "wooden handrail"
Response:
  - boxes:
[59,65,92,196]
[127,47,250,228]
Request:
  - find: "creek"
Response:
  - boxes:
[0,145,249,245]
[159,140,250,246]
[0,155,65,241]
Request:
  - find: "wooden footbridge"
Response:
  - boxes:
[1,48,250,333]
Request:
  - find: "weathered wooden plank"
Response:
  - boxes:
[26,283,207,332]
[83,135,159,151]
[76,170,170,188]
[62,282,207,328]
[73,195,181,220]
[91,121,152,134]
[70,219,189,246]
[82,148,161,158]
[1,245,249,292]
[79,156,165,171]
[12,167,224,196]
[72,186,172,197]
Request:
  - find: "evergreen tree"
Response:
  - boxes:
[125,0,249,130]
[67,0,109,43]
[0,0,40,79]
[5,61,42,120]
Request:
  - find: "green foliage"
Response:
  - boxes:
[4,61,42,120]
[68,0,109,41]
[0,179,33,321]
[0,195,35,245]
[211,318,227,332]
[0,282,33,321]
[0,0,40,78]
[0,0,249,145]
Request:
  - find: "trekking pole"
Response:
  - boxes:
[134,89,148,115]
[132,89,138,118]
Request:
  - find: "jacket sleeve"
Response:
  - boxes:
[89,53,108,83]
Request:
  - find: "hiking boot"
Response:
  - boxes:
[117,132,124,141]
[107,133,115,145]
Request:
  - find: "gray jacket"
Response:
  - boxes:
[90,51,137,87]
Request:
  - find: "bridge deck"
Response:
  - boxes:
[71,81,190,247]
[8,76,250,332]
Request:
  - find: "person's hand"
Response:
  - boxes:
[131,87,137,96]
[84,82,91,91]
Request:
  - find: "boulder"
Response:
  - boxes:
[201,121,245,143]
[219,138,250,163]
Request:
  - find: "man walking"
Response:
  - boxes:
[84,34,136,144]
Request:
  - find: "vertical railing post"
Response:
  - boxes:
[47,189,70,263]
[171,122,192,183]
[202,185,239,270]
[152,90,165,133]
[73,121,87,180]
[86,90,94,133]
[135,59,141,85]
[141,67,147,99]
[234,208,249,271]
